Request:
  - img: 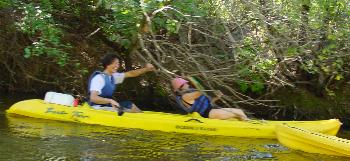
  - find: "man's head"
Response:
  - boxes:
[101,53,121,69]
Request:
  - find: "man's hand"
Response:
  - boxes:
[109,99,120,110]
[145,63,155,71]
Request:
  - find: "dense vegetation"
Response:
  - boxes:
[1,0,349,123]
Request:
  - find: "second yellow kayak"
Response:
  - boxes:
[276,124,350,157]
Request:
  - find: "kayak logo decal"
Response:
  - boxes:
[175,125,217,131]
[185,118,203,123]
[45,107,68,115]
[72,111,89,118]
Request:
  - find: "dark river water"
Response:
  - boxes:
[0,94,349,161]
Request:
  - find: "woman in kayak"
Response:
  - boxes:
[88,53,155,112]
[171,77,249,120]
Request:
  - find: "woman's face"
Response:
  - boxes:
[180,82,190,90]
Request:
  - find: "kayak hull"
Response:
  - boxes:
[276,124,350,157]
[7,99,342,138]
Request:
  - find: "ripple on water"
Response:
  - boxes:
[1,115,350,161]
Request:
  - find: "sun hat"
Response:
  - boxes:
[171,78,188,90]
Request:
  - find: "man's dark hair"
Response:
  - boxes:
[101,52,121,69]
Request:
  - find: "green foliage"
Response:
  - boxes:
[3,0,349,96]
[233,34,281,94]
[286,47,298,57]
[96,0,201,49]
[172,0,209,17]
[299,0,348,80]
[251,0,350,90]
[165,19,179,34]
[0,0,11,8]
[98,0,144,49]
[236,70,265,94]
[154,84,167,97]
[16,2,71,66]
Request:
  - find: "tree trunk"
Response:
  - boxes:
[299,0,310,45]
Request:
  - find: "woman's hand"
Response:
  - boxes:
[210,90,223,105]
[214,90,224,98]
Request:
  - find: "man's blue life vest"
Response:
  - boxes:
[87,71,116,106]
[175,89,212,117]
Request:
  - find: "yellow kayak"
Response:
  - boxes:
[276,124,350,157]
[7,99,342,138]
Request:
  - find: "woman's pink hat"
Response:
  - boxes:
[171,78,188,90]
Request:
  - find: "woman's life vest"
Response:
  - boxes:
[175,88,212,117]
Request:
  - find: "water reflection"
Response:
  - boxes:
[0,114,348,161]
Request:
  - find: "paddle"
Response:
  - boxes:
[187,76,205,92]
[76,94,124,116]
[187,76,216,93]
[187,76,223,103]
[186,76,238,110]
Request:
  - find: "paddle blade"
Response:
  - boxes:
[117,110,124,116]
[187,76,205,91]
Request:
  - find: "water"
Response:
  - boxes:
[0,95,349,161]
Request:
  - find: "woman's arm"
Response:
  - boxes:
[210,90,223,104]
[182,91,202,104]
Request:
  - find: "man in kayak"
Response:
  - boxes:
[171,77,249,120]
[88,53,155,112]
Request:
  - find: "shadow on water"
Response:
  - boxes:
[0,95,350,160]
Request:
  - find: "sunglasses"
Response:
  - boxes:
[179,82,188,89]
